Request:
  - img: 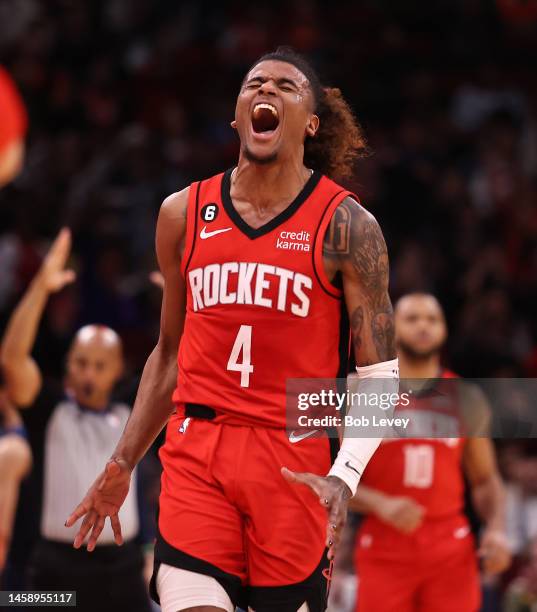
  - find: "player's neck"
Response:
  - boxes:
[232,156,311,211]
[398,352,442,379]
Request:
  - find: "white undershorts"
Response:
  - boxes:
[156,563,234,612]
[156,563,311,611]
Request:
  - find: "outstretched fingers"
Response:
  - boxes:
[282,467,351,560]
[328,500,342,530]
[281,467,324,497]
[65,499,91,528]
[86,515,106,552]
[58,269,76,288]
[73,509,97,549]
[49,227,70,256]
[325,498,348,559]
[110,514,123,546]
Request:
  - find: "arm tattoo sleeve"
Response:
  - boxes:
[323,197,396,365]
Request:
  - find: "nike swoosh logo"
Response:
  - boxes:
[345,461,361,476]
[200,226,232,239]
[288,429,318,443]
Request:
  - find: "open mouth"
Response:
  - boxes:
[82,383,95,397]
[251,102,280,134]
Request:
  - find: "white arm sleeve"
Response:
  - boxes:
[327,358,399,495]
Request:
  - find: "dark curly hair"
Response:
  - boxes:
[247,47,368,180]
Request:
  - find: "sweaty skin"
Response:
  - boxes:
[65,60,395,570]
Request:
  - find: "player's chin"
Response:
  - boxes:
[400,337,441,358]
[411,345,442,360]
[244,125,282,160]
[243,142,279,165]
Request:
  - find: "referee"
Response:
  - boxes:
[0,229,151,612]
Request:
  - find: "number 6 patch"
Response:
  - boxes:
[201,203,219,223]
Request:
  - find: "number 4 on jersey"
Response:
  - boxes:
[227,325,254,387]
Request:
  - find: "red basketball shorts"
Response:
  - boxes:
[153,411,337,611]
[355,514,481,612]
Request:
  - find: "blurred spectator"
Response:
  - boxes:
[0,0,534,380]
[0,230,151,612]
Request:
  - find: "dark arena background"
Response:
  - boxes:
[1,1,536,611]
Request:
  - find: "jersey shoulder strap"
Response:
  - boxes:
[180,173,224,276]
[312,177,361,298]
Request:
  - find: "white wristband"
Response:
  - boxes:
[355,358,399,379]
[327,358,399,495]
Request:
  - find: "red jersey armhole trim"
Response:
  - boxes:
[180,181,201,277]
[312,190,351,299]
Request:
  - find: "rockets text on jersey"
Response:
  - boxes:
[172,168,356,428]
[188,262,312,317]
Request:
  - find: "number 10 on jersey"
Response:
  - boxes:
[227,325,254,387]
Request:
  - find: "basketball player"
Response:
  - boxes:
[66,47,398,612]
[350,293,511,612]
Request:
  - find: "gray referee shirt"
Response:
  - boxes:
[40,399,139,544]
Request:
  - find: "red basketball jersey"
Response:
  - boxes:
[359,370,466,519]
[172,169,353,428]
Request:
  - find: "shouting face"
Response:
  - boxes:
[233,60,319,165]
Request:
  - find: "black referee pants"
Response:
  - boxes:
[27,539,152,612]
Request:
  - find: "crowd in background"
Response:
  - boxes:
[1,0,537,609]
[0,0,536,380]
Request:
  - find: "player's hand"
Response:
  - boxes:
[37,228,76,293]
[65,458,132,552]
[478,528,512,575]
[376,495,425,533]
[282,467,351,560]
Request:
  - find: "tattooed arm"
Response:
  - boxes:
[283,197,397,561]
[323,196,397,487]
[323,196,396,365]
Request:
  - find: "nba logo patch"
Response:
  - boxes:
[179,417,191,434]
